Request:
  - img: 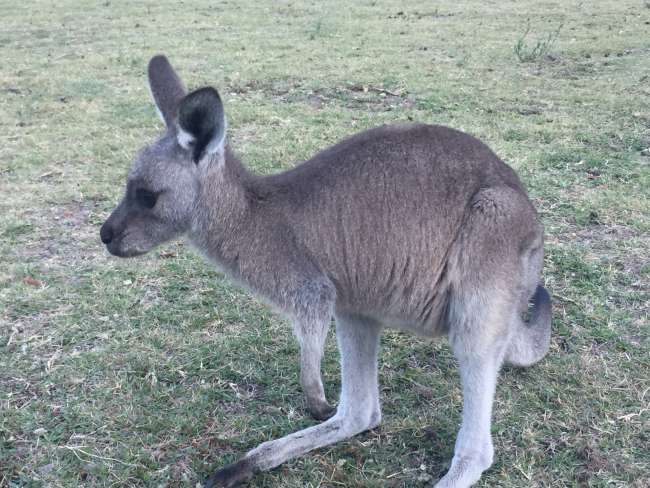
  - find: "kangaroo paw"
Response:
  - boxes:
[204,458,256,488]
[307,400,337,421]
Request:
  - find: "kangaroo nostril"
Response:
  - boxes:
[100,223,114,244]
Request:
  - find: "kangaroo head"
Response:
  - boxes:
[100,55,227,257]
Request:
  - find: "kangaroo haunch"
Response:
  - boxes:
[101,55,552,488]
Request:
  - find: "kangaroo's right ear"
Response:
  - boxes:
[177,87,227,164]
[148,55,187,128]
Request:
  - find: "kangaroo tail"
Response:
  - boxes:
[505,285,552,367]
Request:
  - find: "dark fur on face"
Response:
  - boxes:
[100,134,199,256]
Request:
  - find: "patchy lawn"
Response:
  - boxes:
[1,0,648,486]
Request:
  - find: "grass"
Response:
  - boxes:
[1,0,649,486]
[513,22,564,63]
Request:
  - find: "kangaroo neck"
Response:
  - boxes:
[187,149,253,264]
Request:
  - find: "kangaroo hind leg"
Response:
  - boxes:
[436,185,543,488]
[435,291,514,488]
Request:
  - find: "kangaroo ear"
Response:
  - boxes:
[177,87,227,164]
[148,55,187,128]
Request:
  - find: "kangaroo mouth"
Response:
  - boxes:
[104,238,148,258]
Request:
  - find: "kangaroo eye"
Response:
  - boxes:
[135,188,158,209]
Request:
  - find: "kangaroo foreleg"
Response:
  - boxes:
[296,318,336,420]
[204,314,382,488]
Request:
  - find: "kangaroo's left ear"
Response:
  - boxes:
[148,55,187,128]
[177,87,227,164]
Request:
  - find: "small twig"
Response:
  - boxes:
[367,86,403,97]
[386,469,407,479]
[66,445,85,463]
[553,294,579,305]
[62,445,140,467]
[513,464,532,481]
[38,170,63,180]
[6,327,18,346]
[617,409,648,421]
[348,83,405,97]
[52,52,75,61]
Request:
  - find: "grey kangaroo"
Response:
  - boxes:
[100,55,551,488]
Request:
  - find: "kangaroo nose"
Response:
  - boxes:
[100,222,114,244]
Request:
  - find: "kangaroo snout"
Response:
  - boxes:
[99,221,114,244]
[99,205,135,257]
[99,219,128,257]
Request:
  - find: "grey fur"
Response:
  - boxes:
[100,55,552,488]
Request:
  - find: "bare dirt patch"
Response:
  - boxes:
[555,223,649,281]
[528,54,599,80]
[227,78,413,111]
[13,200,107,271]
[300,85,414,112]
[575,442,625,484]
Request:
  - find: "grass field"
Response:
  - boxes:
[1,0,649,486]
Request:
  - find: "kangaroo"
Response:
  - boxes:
[100,55,551,488]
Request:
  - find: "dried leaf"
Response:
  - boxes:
[23,276,43,287]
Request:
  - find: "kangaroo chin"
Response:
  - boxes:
[105,242,149,258]
[101,55,551,488]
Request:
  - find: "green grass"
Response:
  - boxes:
[513,22,564,63]
[1,0,649,486]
